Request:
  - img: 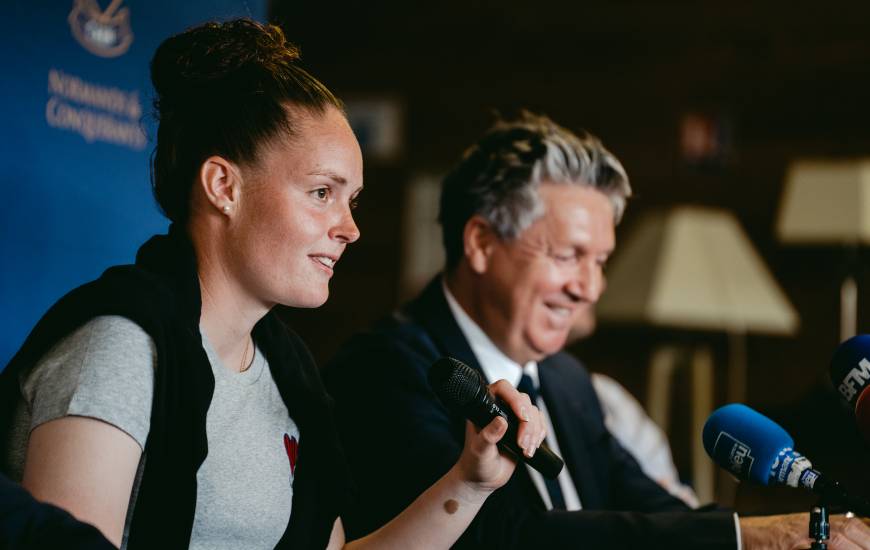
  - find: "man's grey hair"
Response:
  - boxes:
[438,111,632,270]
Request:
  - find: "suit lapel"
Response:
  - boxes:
[538,356,606,508]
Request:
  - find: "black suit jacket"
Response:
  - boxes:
[325,277,737,549]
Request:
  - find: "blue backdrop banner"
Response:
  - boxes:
[0,1,266,367]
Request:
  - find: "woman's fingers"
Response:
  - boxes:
[487,379,546,458]
[479,415,508,445]
[459,377,548,492]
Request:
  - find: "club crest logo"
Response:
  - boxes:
[68,0,133,58]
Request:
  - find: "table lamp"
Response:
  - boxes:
[597,205,799,502]
[777,158,870,341]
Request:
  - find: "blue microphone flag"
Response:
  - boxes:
[702,403,794,486]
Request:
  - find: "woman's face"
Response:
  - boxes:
[229,106,363,309]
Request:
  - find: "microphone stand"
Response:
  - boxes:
[808,502,830,550]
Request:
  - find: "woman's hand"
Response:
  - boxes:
[455,379,547,493]
[342,380,547,549]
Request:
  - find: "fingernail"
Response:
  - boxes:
[520,406,529,422]
[521,434,531,453]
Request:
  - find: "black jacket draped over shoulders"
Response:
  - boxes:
[0,225,351,549]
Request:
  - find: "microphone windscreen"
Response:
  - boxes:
[831,335,870,410]
[702,404,794,486]
[428,357,483,408]
[428,356,566,479]
[830,335,870,441]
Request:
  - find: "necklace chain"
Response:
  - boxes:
[239,336,254,373]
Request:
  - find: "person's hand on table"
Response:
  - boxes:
[740,512,870,550]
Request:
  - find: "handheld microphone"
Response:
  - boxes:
[703,404,870,516]
[830,335,870,441]
[428,356,564,479]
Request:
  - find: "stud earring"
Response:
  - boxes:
[222,205,230,214]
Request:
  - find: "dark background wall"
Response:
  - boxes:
[269,1,870,512]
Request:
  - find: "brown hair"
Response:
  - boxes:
[150,18,342,223]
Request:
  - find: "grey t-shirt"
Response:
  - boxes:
[6,315,300,550]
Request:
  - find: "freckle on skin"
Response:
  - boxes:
[444,499,459,514]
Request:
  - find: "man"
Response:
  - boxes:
[325,113,870,549]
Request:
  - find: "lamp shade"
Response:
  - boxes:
[598,206,799,335]
[777,159,870,245]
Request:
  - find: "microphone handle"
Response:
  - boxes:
[462,394,564,480]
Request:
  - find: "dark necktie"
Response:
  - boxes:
[516,373,567,510]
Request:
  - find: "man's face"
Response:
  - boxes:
[478,183,615,364]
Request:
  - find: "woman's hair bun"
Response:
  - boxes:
[150,18,300,117]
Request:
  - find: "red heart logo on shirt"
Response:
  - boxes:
[284,433,298,476]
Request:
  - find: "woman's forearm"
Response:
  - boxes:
[344,464,491,550]
[340,387,544,549]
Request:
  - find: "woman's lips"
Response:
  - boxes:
[310,254,337,274]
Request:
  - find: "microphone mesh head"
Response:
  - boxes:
[428,357,483,408]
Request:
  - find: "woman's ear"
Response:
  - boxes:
[463,215,497,274]
[198,156,242,216]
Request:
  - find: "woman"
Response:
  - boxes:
[0,19,546,550]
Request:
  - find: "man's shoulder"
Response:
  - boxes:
[325,309,440,383]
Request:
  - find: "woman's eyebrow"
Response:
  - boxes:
[308,170,347,185]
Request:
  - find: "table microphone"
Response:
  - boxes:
[703,403,870,516]
[830,335,870,442]
[428,356,564,479]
